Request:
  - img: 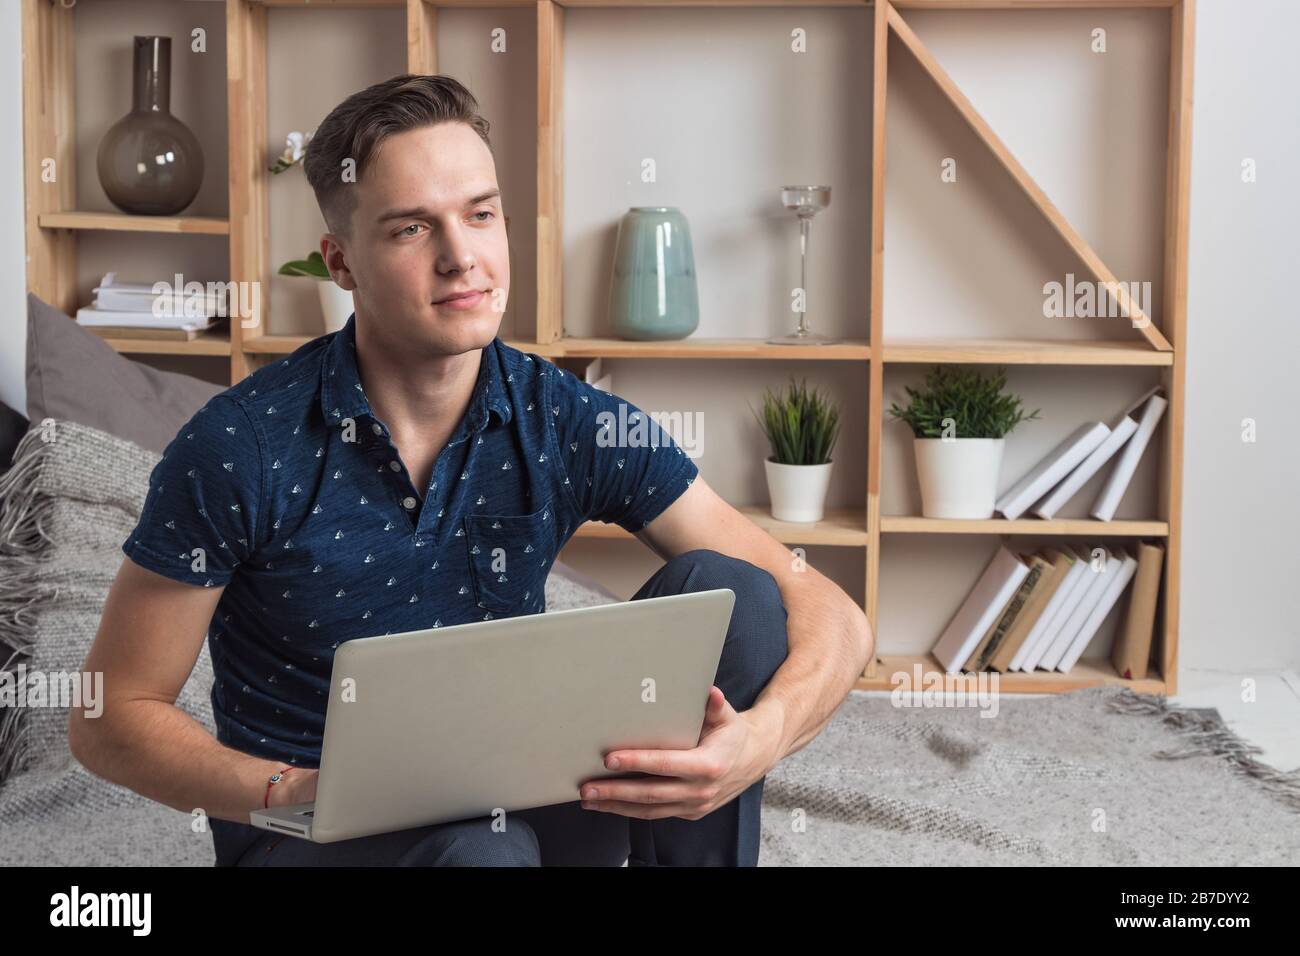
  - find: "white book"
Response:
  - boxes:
[1039,547,1121,671]
[75,305,215,331]
[1019,545,1102,671]
[932,545,1030,674]
[996,423,1111,520]
[1090,387,1168,521]
[1008,547,1086,671]
[1033,416,1139,519]
[1057,549,1140,672]
[93,272,226,316]
[583,357,613,394]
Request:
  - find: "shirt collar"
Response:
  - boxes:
[319,312,513,434]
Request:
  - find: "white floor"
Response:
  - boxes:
[855,667,1300,774]
[1167,668,1300,773]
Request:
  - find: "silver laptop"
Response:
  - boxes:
[248,588,735,843]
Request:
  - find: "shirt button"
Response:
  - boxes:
[371,423,383,435]
[402,496,417,510]
[389,460,401,472]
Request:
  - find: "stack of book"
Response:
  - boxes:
[932,541,1165,676]
[75,272,226,341]
[996,385,1168,522]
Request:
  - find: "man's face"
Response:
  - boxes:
[322,121,510,355]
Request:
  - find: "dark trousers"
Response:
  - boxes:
[210,548,789,866]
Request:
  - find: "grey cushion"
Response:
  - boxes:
[25,293,223,456]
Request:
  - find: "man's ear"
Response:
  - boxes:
[320,234,358,292]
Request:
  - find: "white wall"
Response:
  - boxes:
[0,0,26,415]
[1181,0,1300,671]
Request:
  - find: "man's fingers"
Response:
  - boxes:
[601,746,720,779]
[579,778,702,806]
[705,685,737,721]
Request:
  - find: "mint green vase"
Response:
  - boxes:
[608,207,700,341]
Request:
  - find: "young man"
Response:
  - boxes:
[69,75,872,867]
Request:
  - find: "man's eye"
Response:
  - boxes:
[399,224,424,237]
[473,211,495,222]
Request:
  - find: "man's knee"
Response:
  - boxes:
[405,814,541,867]
[668,549,789,677]
[667,549,782,604]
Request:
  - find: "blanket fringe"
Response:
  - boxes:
[1108,688,1300,812]
[0,427,57,786]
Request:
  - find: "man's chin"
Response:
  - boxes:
[424,309,502,351]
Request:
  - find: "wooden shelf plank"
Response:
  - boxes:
[573,505,868,546]
[553,0,870,7]
[251,0,407,7]
[857,653,1167,694]
[90,328,232,357]
[38,211,230,236]
[241,334,315,354]
[503,339,576,358]
[894,1,1175,9]
[880,516,1168,535]
[235,335,1176,366]
[556,336,871,360]
[241,334,566,357]
[882,338,1173,365]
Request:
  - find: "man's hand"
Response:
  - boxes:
[577,687,780,821]
[268,767,319,809]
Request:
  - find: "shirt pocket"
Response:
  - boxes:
[463,495,557,616]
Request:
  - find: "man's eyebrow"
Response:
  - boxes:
[377,189,501,222]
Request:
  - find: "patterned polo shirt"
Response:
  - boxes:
[120,313,698,766]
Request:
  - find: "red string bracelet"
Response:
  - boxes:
[264,767,295,809]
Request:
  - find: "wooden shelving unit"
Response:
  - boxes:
[23,0,1192,696]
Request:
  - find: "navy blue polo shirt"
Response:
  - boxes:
[121,313,698,766]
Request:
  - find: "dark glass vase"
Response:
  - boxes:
[97,36,204,216]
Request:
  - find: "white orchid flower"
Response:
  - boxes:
[275,130,316,169]
[286,130,312,162]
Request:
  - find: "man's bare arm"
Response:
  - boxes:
[68,558,306,824]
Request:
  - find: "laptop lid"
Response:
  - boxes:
[306,588,735,843]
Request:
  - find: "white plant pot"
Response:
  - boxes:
[764,458,834,523]
[318,280,354,334]
[913,437,1005,518]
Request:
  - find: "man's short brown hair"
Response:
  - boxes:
[303,74,494,238]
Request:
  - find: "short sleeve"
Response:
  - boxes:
[546,365,699,533]
[121,394,265,588]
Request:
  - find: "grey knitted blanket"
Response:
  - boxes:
[1,421,1297,866]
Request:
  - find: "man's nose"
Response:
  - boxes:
[437,225,477,274]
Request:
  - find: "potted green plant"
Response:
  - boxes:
[278,250,353,334]
[751,377,840,523]
[888,365,1040,518]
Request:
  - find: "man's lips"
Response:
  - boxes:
[434,289,488,305]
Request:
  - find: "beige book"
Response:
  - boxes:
[963,552,1052,671]
[988,548,1075,673]
[1110,540,1166,680]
